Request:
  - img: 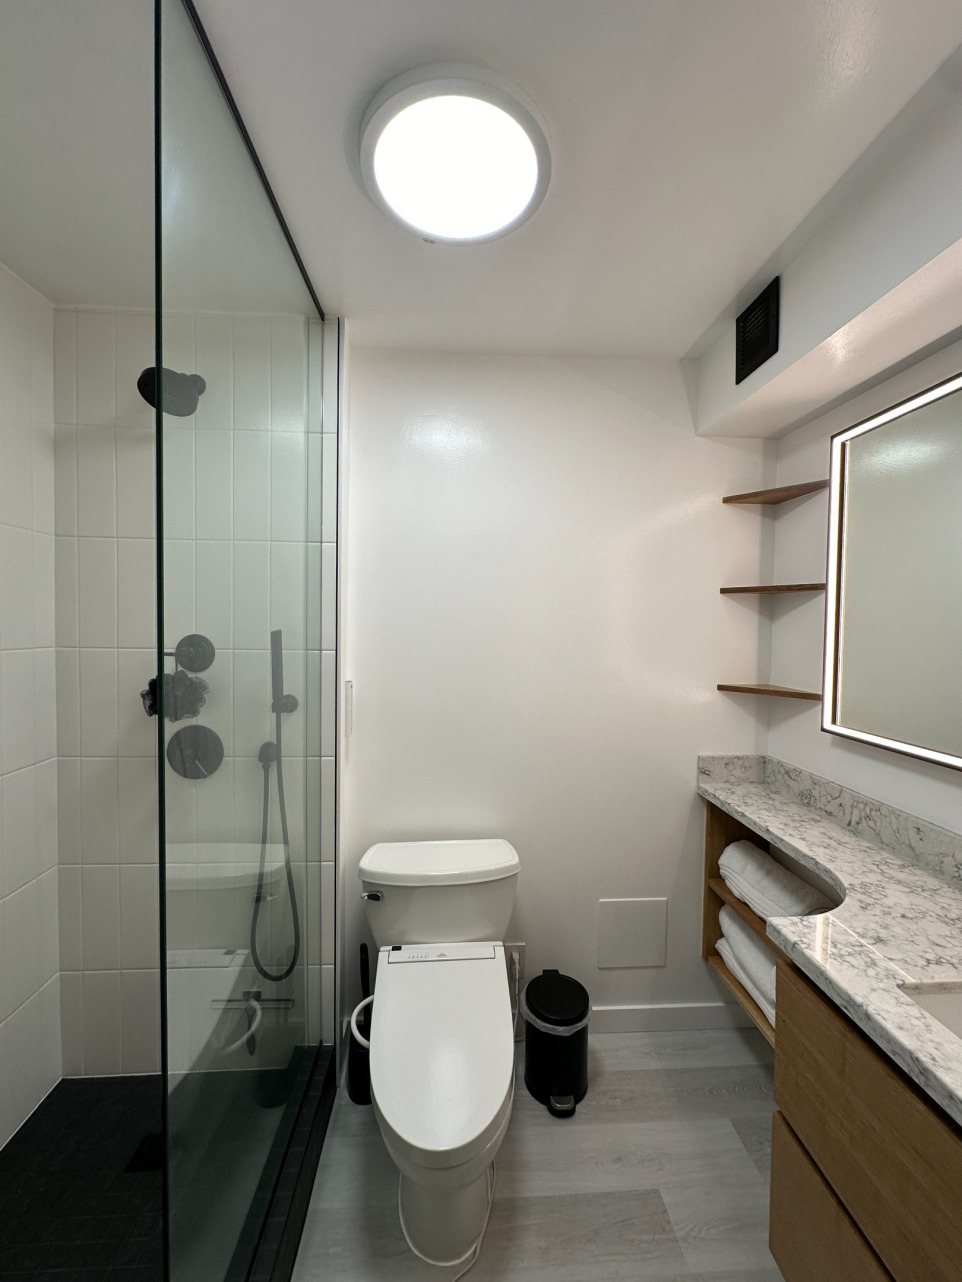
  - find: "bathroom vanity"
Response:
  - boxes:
[698,755,962,1282]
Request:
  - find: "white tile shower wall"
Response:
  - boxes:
[54,308,337,1074]
[55,307,160,1077]
[766,332,962,836]
[340,349,767,1032]
[0,262,60,1148]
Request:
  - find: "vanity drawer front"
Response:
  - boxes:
[770,1111,892,1282]
[774,961,962,1282]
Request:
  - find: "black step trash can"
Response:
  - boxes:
[521,969,590,1118]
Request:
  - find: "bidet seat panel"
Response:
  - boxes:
[371,942,514,1169]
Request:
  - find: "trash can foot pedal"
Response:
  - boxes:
[548,1094,575,1118]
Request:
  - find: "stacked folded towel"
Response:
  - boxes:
[719,840,831,920]
[716,905,776,1027]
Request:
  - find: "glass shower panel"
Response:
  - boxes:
[157,3,328,1279]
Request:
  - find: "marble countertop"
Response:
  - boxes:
[698,755,962,1130]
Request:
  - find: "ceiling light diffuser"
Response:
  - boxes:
[360,66,550,244]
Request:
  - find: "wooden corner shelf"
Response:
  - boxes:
[720,583,826,595]
[723,480,829,506]
[717,683,822,702]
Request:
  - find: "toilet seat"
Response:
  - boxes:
[370,943,515,1171]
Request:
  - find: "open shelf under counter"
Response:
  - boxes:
[717,682,822,702]
[722,479,829,506]
[702,799,784,1047]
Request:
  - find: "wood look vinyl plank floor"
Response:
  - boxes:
[292,1028,784,1282]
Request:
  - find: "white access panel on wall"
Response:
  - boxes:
[597,898,668,969]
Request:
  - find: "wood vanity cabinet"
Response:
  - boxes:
[771,960,962,1282]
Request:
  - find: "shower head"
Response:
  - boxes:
[137,366,207,417]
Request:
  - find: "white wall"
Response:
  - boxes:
[767,332,962,834]
[0,263,61,1147]
[341,349,768,1029]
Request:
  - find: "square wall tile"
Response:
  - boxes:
[54,423,78,536]
[321,433,337,542]
[82,865,120,970]
[56,648,81,756]
[0,402,34,529]
[163,538,196,645]
[163,427,195,540]
[195,540,232,648]
[37,867,59,985]
[38,975,61,1099]
[232,543,269,650]
[1,650,37,772]
[31,292,54,422]
[2,765,38,897]
[5,994,42,1136]
[81,970,121,1076]
[59,865,83,970]
[33,532,56,647]
[118,757,159,864]
[118,650,157,757]
[232,318,270,432]
[114,311,154,428]
[32,417,55,536]
[78,537,117,647]
[0,523,35,650]
[54,535,79,646]
[79,648,119,757]
[194,316,233,431]
[34,649,57,764]
[80,757,120,864]
[4,879,39,1016]
[117,537,156,648]
[60,970,83,1075]
[270,432,307,541]
[270,317,307,434]
[233,432,270,539]
[57,758,82,864]
[75,311,116,426]
[76,425,116,536]
[320,756,335,862]
[53,310,77,424]
[35,759,58,872]
[120,865,160,969]
[195,431,233,538]
[115,426,155,538]
[121,969,160,1074]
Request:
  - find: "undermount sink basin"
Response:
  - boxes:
[899,983,962,1040]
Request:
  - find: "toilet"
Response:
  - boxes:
[358,838,520,1266]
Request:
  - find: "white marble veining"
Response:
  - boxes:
[698,754,962,1130]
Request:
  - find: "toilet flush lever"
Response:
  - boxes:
[360,891,383,902]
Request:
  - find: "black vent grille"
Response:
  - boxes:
[735,277,779,384]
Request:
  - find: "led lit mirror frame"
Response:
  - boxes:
[823,368,962,770]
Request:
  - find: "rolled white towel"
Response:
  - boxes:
[718,905,776,1007]
[717,937,775,1027]
[719,839,832,921]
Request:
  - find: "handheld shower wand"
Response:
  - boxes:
[250,630,302,983]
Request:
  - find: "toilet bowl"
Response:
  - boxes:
[358,839,520,1265]
[370,942,515,1264]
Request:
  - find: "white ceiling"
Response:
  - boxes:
[196,0,962,356]
[4,2,962,353]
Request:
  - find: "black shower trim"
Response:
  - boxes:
[244,1048,337,1282]
[178,0,327,323]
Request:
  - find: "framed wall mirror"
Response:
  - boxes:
[824,370,962,770]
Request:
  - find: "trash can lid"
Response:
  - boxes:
[524,969,590,1027]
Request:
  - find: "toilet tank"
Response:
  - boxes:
[358,839,520,948]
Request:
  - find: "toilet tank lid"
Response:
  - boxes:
[359,839,520,886]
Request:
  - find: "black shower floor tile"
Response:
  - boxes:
[0,1076,164,1279]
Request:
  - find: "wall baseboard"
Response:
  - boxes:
[589,1001,754,1034]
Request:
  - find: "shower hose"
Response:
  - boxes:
[250,696,301,983]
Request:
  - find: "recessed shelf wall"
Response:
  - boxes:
[723,480,829,506]
[720,583,826,595]
[717,683,822,702]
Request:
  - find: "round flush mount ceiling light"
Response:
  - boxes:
[359,65,551,244]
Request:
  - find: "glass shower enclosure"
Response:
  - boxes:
[156,3,336,1278]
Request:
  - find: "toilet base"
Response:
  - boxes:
[398,1168,492,1267]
